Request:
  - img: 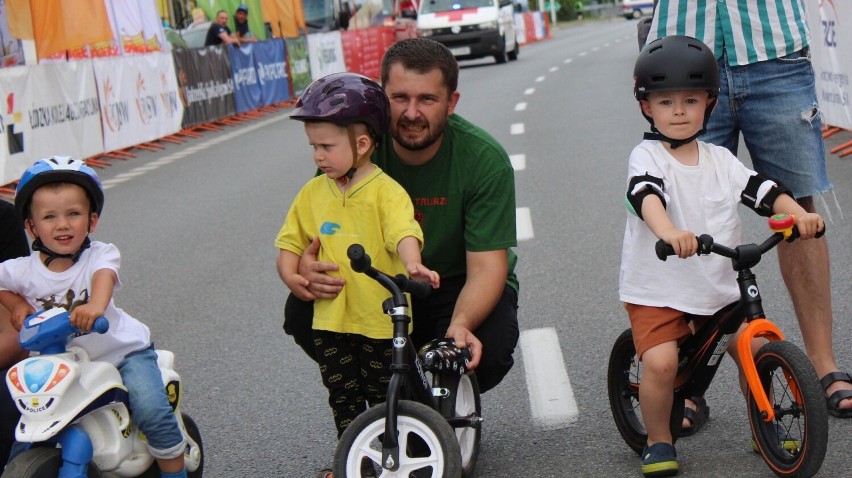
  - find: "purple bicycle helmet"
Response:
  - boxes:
[290,72,389,142]
[16,156,105,219]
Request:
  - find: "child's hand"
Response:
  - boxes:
[10,303,35,332]
[660,229,698,259]
[794,212,824,239]
[408,263,441,289]
[70,303,105,333]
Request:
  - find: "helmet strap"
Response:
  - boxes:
[643,128,704,150]
[32,236,91,267]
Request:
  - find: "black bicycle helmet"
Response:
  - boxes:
[633,35,720,148]
[290,72,389,143]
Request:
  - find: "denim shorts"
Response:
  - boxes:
[118,345,186,459]
[701,49,832,199]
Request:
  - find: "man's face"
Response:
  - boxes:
[384,64,459,155]
[235,11,248,22]
[216,12,229,26]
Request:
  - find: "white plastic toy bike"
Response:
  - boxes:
[2,308,203,478]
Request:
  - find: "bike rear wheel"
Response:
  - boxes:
[607,328,682,455]
[0,447,101,478]
[334,400,462,477]
[748,341,828,478]
[436,373,481,478]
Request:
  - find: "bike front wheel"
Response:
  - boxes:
[748,341,828,478]
[0,447,101,478]
[436,372,481,478]
[334,400,462,477]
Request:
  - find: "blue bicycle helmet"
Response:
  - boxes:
[15,156,105,219]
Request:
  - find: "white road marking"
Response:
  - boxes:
[535,76,545,82]
[520,327,579,430]
[549,66,558,72]
[515,102,527,111]
[516,207,533,241]
[509,154,526,171]
[510,123,525,135]
[524,88,535,95]
[564,58,573,64]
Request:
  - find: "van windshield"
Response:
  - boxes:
[421,0,494,14]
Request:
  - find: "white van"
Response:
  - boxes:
[619,0,654,19]
[416,0,519,64]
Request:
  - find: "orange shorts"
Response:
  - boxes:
[624,303,709,359]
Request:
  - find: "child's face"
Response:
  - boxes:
[304,122,360,180]
[640,90,713,141]
[26,183,98,256]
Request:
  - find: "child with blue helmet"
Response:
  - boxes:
[0,156,188,477]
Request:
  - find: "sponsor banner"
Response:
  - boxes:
[806,0,851,129]
[306,31,346,81]
[172,46,236,128]
[341,26,393,80]
[231,39,292,113]
[0,61,104,185]
[93,53,183,152]
[514,13,528,45]
[286,36,312,97]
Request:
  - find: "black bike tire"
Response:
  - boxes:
[607,328,681,455]
[748,341,828,478]
[436,372,481,478]
[0,447,100,478]
[333,400,462,477]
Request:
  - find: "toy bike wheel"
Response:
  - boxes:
[607,328,682,455]
[748,341,828,478]
[436,372,481,478]
[333,400,462,477]
[0,447,101,478]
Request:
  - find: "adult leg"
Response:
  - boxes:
[0,367,19,465]
[284,293,319,363]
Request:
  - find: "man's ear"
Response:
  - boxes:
[447,91,461,115]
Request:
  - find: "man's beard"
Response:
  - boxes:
[392,116,447,151]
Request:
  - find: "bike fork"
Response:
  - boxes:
[737,318,794,422]
[57,426,93,478]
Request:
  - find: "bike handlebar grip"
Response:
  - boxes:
[816,225,826,239]
[655,239,674,261]
[92,317,110,334]
[395,274,432,298]
[347,244,371,273]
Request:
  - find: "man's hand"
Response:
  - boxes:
[10,302,35,332]
[446,323,482,371]
[296,237,345,300]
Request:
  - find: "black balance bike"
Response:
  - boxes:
[607,214,828,477]
[332,244,483,477]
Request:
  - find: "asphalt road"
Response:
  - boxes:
[86,19,852,477]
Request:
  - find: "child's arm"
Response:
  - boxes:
[397,236,440,288]
[640,195,698,259]
[70,268,116,332]
[0,290,35,331]
[771,194,825,240]
[277,249,314,299]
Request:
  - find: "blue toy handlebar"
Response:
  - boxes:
[19,308,109,355]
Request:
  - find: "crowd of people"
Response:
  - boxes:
[1,1,850,475]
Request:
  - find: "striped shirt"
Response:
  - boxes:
[646,0,811,66]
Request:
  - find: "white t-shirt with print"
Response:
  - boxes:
[619,140,758,315]
[0,241,150,365]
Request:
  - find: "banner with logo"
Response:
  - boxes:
[806,0,851,129]
[93,52,183,152]
[230,39,292,113]
[306,31,346,81]
[172,45,235,129]
[341,26,393,80]
[0,61,104,185]
[286,36,312,97]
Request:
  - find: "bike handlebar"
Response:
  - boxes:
[347,244,432,299]
[19,308,109,354]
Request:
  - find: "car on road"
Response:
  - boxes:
[417,0,519,64]
[619,0,654,19]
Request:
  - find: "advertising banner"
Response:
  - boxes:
[341,26,393,80]
[306,31,346,81]
[231,39,292,113]
[0,61,104,185]
[806,0,851,129]
[173,45,236,128]
[286,36,312,97]
[93,52,183,152]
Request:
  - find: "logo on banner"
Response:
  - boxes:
[159,73,179,119]
[102,78,130,133]
[135,74,159,125]
[3,93,24,155]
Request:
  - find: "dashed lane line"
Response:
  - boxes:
[520,327,579,430]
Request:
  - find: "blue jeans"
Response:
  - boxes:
[702,49,832,199]
[118,345,185,459]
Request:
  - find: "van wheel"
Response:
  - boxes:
[494,41,508,64]
[508,40,519,61]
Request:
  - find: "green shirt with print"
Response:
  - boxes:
[374,113,519,291]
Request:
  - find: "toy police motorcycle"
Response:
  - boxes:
[2,308,203,477]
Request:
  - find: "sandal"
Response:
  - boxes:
[314,468,333,478]
[680,396,710,436]
[820,371,852,418]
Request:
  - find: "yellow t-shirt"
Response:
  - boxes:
[275,167,423,339]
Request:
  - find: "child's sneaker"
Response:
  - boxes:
[641,443,679,477]
[751,423,800,453]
